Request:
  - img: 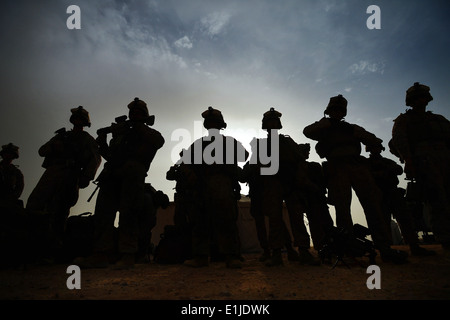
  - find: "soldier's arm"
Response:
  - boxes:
[38,135,63,157]
[391,114,412,162]
[303,117,331,141]
[143,126,165,150]
[434,114,450,145]
[391,114,417,179]
[352,124,383,149]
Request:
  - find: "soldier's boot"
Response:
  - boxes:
[286,245,299,262]
[74,252,109,269]
[259,248,271,262]
[184,255,209,268]
[298,247,321,266]
[265,249,283,267]
[113,253,135,270]
[410,244,436,256]
[380,248,408,264]
[226,255,242,269]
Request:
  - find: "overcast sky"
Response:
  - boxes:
[1,0,449,227]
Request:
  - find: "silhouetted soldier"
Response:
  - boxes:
[391,82,450,251]
[0,143,24,210]
[0,143,26,267]
[296,143,334,252]
[245,108,317,266]
[241,161,299,263]
[182,107,248,268]
[166,150,201,233]
[366,143,435,256]
[303,94,408,263]
[77,98,164,269]
[26,106,101,249]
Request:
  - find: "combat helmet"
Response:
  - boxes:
[405,82,433,107]
[128,97,150,117]
[0,143,19,159]
[324,94,347,117]
[202,106,227,129]
[70,106,91,127]
[262,107,282,130]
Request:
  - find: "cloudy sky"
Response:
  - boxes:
[1,0,449,227]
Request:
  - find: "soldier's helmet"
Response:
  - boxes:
[0,143,19,159]
[405,82,433,107]
[70,106,91,127]
[324,94,347,117]
[202,106,227,129]
[262,107,282,130]
[128,97,150,117]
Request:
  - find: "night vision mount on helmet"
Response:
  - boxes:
[262,107,282,130]
[202,106,227,129]
[70,106,91,128]
[324,94,348,117]
[405,82,433,107]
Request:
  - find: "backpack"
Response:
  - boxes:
[153,225,191,264]
[62,212,95,261]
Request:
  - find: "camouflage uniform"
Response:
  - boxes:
[26,107,101,244]
[182,107,248,268]
[86,98,164,268]
[304,95,407,263]
[391,83,450,247]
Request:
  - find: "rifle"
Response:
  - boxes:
[87,181,99,203]
[86,164,111,202]
[96,115,155,135]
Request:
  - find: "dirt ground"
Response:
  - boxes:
[1,244,449,304]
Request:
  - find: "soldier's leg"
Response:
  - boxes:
[284,192,310,249]
[421,161,450,246]
[326,164,353,232]
[116,163,146,260]
[250,195,270,260]
[351,165,391,249]
[136,191,156,262]
[206,175,241,267]
[351,167,408,263]
[92,181,120,255]
[391,191,435,256]
[262,177,285,266]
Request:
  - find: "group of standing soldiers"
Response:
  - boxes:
[1,81,449,269]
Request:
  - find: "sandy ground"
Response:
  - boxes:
[1,244,449,303]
